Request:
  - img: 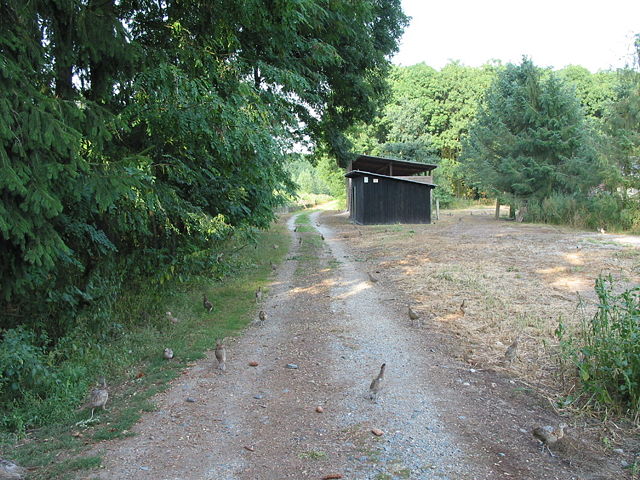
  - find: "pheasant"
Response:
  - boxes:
[367,272,379,283]
[408,305,420,326]
[533,423,567,456]
[166,311,179,324]
[258,310,267,325]
[504,338,518,363]
[369,363,386,401]
[255,287,263,303]
[164,348,174,360]
[83,377,109,420]
[203,294,213,312]
[215,340,226,371]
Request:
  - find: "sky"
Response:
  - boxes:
[393,0,640,72]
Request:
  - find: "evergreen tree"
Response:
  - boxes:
[460,58,601,204]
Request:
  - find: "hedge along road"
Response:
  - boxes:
[87,210,619,480]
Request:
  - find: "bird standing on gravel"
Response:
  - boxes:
[164,348,174,360]
[83,377,109,420]
[203,294,213,312]
[367,272,379,283]
[533,423,567,456]
[504,338,518,363]
[258,310,267,325]
[255,287,263,303]
[408,305,420,326]
[215,340,226,371]
[369,363,386,401]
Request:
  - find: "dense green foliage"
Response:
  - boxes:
[461,58,602,204]
[341,41,640,221]
[348,62,498,202]
[0,0,407,432]
[557,276,640,416]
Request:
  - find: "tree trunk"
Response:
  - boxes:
[494,198,500,219]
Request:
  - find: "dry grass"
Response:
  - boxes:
[323,206,640,399]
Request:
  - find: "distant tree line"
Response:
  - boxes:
[348,40,640,230]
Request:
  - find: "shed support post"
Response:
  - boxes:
[435,198,440,220]
[495,198,500,219]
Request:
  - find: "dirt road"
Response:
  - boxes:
[87,209,629,479]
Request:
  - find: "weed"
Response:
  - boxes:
[557,275,640,417]
[298,450,327,460]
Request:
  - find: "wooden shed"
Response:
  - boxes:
[345,155,437,225]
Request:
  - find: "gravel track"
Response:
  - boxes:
[85,210,624,480]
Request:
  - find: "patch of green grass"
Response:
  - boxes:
[298,450,326,460]
[395,469,412,478]
[37,456,101,480]
[375,474,392,480]
[1,221,292,479]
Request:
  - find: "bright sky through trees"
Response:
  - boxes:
[394,0,640,71]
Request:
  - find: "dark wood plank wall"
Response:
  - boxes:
[349,175,432,225]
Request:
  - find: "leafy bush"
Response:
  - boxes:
[557,276,640,416]
[526,192,640,232]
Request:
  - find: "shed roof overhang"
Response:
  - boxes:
[345,170,436,188]
[350,155,437,176]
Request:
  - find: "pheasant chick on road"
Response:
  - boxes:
[504,338,518,363]
[408,305,420,326]
[258,310,267,325]
[215,340,227,371]
[533,423,567,456]
[369,363,386,402]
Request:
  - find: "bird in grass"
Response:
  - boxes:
[367,272,379,283]
[408,305,420,326]
[533,423,567,456]
[83,377,109,420]
[270,261,277,271]
[166,311,179,324]
[459,300,466,315]
[255,287,263,303]
[203,294,213,312]
[258,310,267,325]
[298,237,302,245]
[320,234,325,241]
[163,348,174,360]
[215,340,226,371]
[369,363,386,401]
[504,338,519,363]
